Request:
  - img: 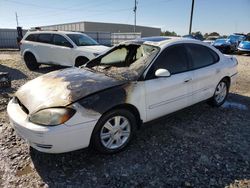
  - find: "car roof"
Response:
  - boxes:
[140,36,180,42]
[124,37,207,49]
[26,30,84,35]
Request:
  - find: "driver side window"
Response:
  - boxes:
[53,34,72,47]
[146,44,189,79]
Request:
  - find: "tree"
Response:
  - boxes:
[161,30,177,36]
[208,32,220,36]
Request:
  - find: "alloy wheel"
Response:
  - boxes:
[215,82,227,104]
[100,116,131,149]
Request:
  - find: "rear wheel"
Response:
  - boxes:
[24,53,40,70]
[75,57,89,67]
[208,79,229,107]
[91,109,136,154]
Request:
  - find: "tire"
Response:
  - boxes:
[24,53,40,70]
[75,57,89,67]
[237,51,243,55]
[208,79,229,107]
[91,109,136,154]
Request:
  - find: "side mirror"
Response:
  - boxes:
[155,68,171,77]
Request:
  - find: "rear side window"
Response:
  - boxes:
[186,44,219,69]
[25,34,38,42]
[37,34,52,44]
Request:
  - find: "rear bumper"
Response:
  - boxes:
[7,99,97,153]
[230,72,238,86]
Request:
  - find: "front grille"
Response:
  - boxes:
[15,97,29,114]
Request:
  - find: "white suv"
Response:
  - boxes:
[20,31,109,70]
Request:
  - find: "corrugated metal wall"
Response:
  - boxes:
[84,22,161,37]
[84,31,111,46]
[111,33,141,45]
[38,22,85,32]
[0,29,27,48]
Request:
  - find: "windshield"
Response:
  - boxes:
[228,35,246,42]
[245,36,250,41]
[214,39,227,44]
[86,44,159,81]
[67,34,99,46]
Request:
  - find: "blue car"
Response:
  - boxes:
[227,34,246,50]
[213,38,235,54]
[238,36,250,54]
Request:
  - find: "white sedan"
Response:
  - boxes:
[7,37,238,154]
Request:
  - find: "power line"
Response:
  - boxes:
[24,8,131,27]
[4,0,123,18]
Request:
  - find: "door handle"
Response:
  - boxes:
[184,78,192,83]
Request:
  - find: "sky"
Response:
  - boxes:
[0,0,250,36]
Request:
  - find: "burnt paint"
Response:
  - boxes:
[78,84,128,114]
[16,68,127,114]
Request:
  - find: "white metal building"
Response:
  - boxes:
[34,21,161,37]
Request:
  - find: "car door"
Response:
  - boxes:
[50,34,75,66]
[144,44,194,122]
[185,43,221,104]
[36,34,53,63]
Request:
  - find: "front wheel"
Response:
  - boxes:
[91,109,136,154]
[208,79,229,107]
[75,57,89,67]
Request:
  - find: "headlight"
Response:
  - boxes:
[29,108,76,126]
[239,43,243,47]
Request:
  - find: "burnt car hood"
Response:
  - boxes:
[15,68,127,114]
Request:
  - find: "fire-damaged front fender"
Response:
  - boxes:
[72,82,144,129]
[78,84,129,114]
[77,82,142,124]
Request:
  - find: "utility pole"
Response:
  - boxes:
[15,12,19,26]
[189,0,194,34]
[133,0,138,33]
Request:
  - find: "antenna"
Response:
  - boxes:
[133,0,138,33]
[15,12,19,26]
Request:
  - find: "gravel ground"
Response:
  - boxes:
[0,51,249,188]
